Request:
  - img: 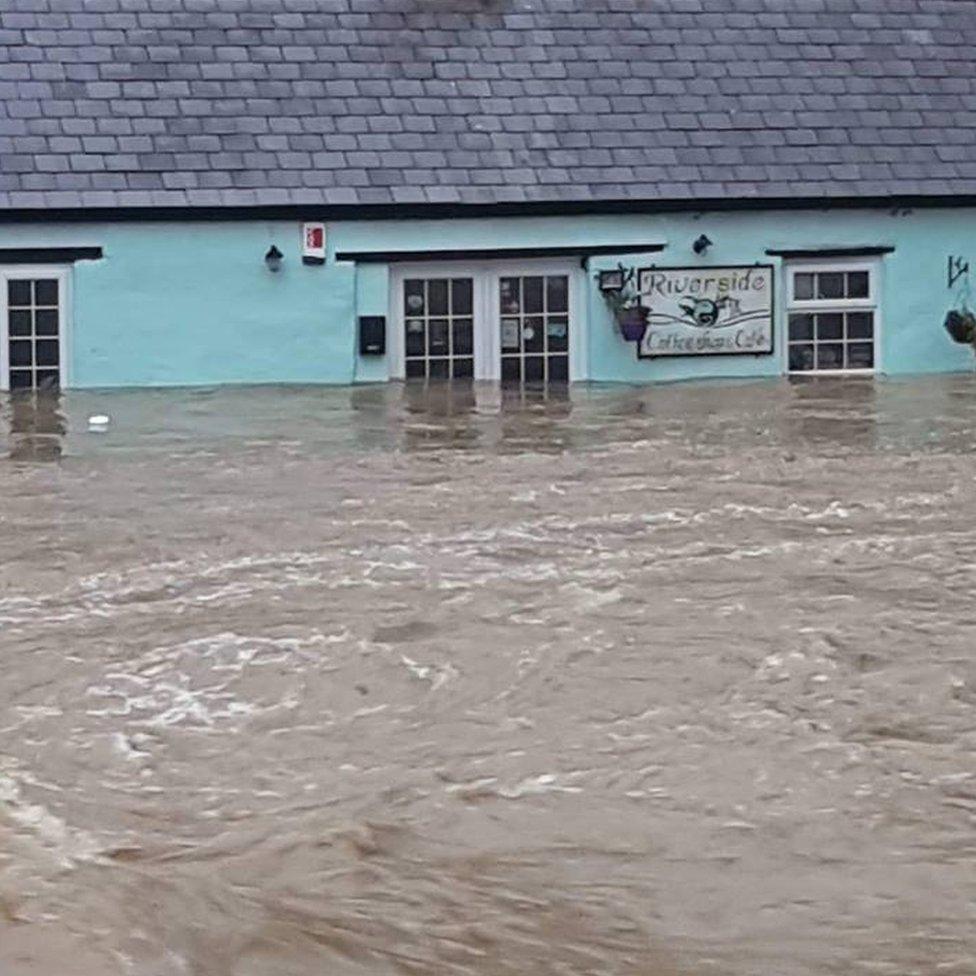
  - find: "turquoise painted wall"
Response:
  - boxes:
[1,207,974,388]
[353,261,390,384]
[3,220,356,387]
[337,208,976,382]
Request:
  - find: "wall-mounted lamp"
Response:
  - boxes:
[597,268,627,292]
[693,234,712,255]
[264,244,284,272]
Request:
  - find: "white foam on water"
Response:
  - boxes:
[498,773,584,799]
[0,762,103,871]
[399,655,459,690]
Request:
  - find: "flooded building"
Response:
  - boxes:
[2,0,976,390]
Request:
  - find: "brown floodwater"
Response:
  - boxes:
[1,377,975,976]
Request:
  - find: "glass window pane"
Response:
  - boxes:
[501,317,520,350]
[500,278,520,314]
[9,309,32,336]
[548,355,569,382]
[523,356,544,382]
[450,278,472,315]
[404,280,425,315]
[9,369,33,390]
[428,318,449,353]
[427,279,448,315]
[35,308,58,336]
[546,276,568,313]
[35,370,59,390]
[35,339,59,367]
[501,356,520,382]
[793,273,814,300]
[788,313,814,341]
[789,344,814,371]
[9,340,33,367]
[846,343,874,369]
[846,271,869,299]
[817,272,845,299]
[405,319,425,356]
[817,313,844,341]
[452,318,473,355]
[547,317,569,352]
[8,280,32,306]
[816,343,844,369]
[405,359,426,379]
[428,358,449,379]
[523,315,544,353]
[847,311,873,339]
[452,357,473,379]
[34,279,58,305]
[523,277,544,314]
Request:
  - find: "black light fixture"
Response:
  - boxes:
[693,234,712,255]
[264,244,283,272]
[597,267,627,292]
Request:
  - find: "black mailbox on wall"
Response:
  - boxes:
[358,315,386,356]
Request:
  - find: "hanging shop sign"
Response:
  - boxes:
[636,265,774,358]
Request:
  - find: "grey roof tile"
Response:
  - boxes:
[2,0,976,209]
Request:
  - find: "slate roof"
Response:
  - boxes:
[1,0,976,212]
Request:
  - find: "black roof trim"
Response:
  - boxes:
[765,246,896,258]
[336,243,666,264]
[0,193,954,225]
[0,246,103,264]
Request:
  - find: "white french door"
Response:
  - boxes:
[399,274,478,380]
[495,272,571,383]
[0,266,71,392]
[389,261,584,383]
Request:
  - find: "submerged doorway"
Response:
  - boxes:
[0,267,69,392]
[498,273,570,383]
[402,276,475,379]
[390,262,583,384]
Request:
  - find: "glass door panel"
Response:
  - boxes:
[498,275,569,384]
[403,277,474,380]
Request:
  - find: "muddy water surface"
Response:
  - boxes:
[1,378,975,976]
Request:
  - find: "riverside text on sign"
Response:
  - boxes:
[637,265,774,357]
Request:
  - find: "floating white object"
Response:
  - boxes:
[88,414,110,428]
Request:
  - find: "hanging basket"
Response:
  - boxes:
[945,308,976,345]
[617,306,648,342]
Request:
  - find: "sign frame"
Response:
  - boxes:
[635,263,775,360]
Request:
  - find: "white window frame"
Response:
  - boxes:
[0,265,72,391]
[784,259,881,375]
[388,259,587,382]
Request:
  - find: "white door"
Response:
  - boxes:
[492,271,572,384]
[396,272,479,380]
[389,261,584,383]
[0,266,70,392]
